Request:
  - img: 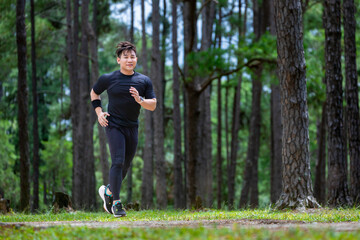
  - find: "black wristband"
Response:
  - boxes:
[91,99,102,109]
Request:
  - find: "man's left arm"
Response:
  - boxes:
[129,86,157,111]
[139,98,157,111]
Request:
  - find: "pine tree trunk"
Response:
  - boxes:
[239,72,262,208]
[228,75,242,209]
[314,101,327,205]
[228,0,244,209]
[141,0,154,209]
[30,0,40,212]
[152,0,167,209]
[216,6,223,209]
[172,0,185,209]
[127,0,135,204]
[270,84,282,204]
[67,0,82,209]
[274,0,319,210]
[324,0,352,207]
[343,0,360,204]
[16,0,30,212]
[217,77,222,209]
[77,0,96,209]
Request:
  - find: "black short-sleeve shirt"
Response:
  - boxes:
[92,70,156,127]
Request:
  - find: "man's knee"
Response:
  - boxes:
[111,157,125,169]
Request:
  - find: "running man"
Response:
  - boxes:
[90,41,156,217]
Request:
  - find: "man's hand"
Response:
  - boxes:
[129,86,141,103]
[97,110,110,127]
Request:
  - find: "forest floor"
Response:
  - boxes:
[2,209,360,239]
[2,218,360,231]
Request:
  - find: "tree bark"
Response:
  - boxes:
[30,0,40,212]
[270,84,282,204]
[16,0,30,212]
[274,0,319,210]
[239,70,262,208]
[324,0,352,207]
[152,0,167,209]
[314,101,327,205]
[216,6,223,209]
[76,0,96,209]
[343,0,360,204]
[141,0,154,209]
[88,0,110,187]
[228,0,244,209]
[127,0,135,204]
[67,0,82,209]
[172,0,185,209]
[183,0,198,208]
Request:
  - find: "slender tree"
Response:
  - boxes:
[172,0,185,209]
[343,0,360,204]
[127,0,135,204]
[30,0,40,212]
[239,0,266,209]
[324,0,352,207]
[16,0,30,212]
[274,0,319,209]
[67,0,82,209]
[152,0,167,209]
[141,0,154,209]
[228,0,244,209]
[239,68,262,208]
[216,4,223,210]
[183,0,216,208]
[268,0,283,204]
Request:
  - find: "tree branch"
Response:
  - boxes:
[196,0,219,22]
[198,57,276,93]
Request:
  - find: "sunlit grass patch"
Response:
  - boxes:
[1,225,360,240]
[0,207,359,223]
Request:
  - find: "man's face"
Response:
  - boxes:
[117,50,137,73]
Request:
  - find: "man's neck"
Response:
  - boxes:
[120,69,134,76]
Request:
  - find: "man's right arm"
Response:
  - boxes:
[90,89,110,127]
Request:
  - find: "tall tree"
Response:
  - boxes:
[183,0,216,208]
[88,0,110,187]
[228,0,244,209]
[30,0,40,212]
[152,0,167,209]
[239,68,262,208]
[16,0,30,212]
[343,0,360,204]
[324,0,352,207]
[67,0,81,209]
[216,4,223,210]
[268,0,283,204]
[127,0,135,204]
[172,0,185,209]
[239,0,266,208]
[274,0,319,210]
[141,0,154,209]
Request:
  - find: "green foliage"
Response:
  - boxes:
[0,120,19,208]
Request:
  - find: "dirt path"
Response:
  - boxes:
[2,219,360,231]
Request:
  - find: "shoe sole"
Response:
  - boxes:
[113,213,126,218]
[98,186,111,214]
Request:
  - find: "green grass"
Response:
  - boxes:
[1,208,360,223]
[1,209,360,239]
[1,225,360,240]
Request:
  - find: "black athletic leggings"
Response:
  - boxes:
[106,125,138,201]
